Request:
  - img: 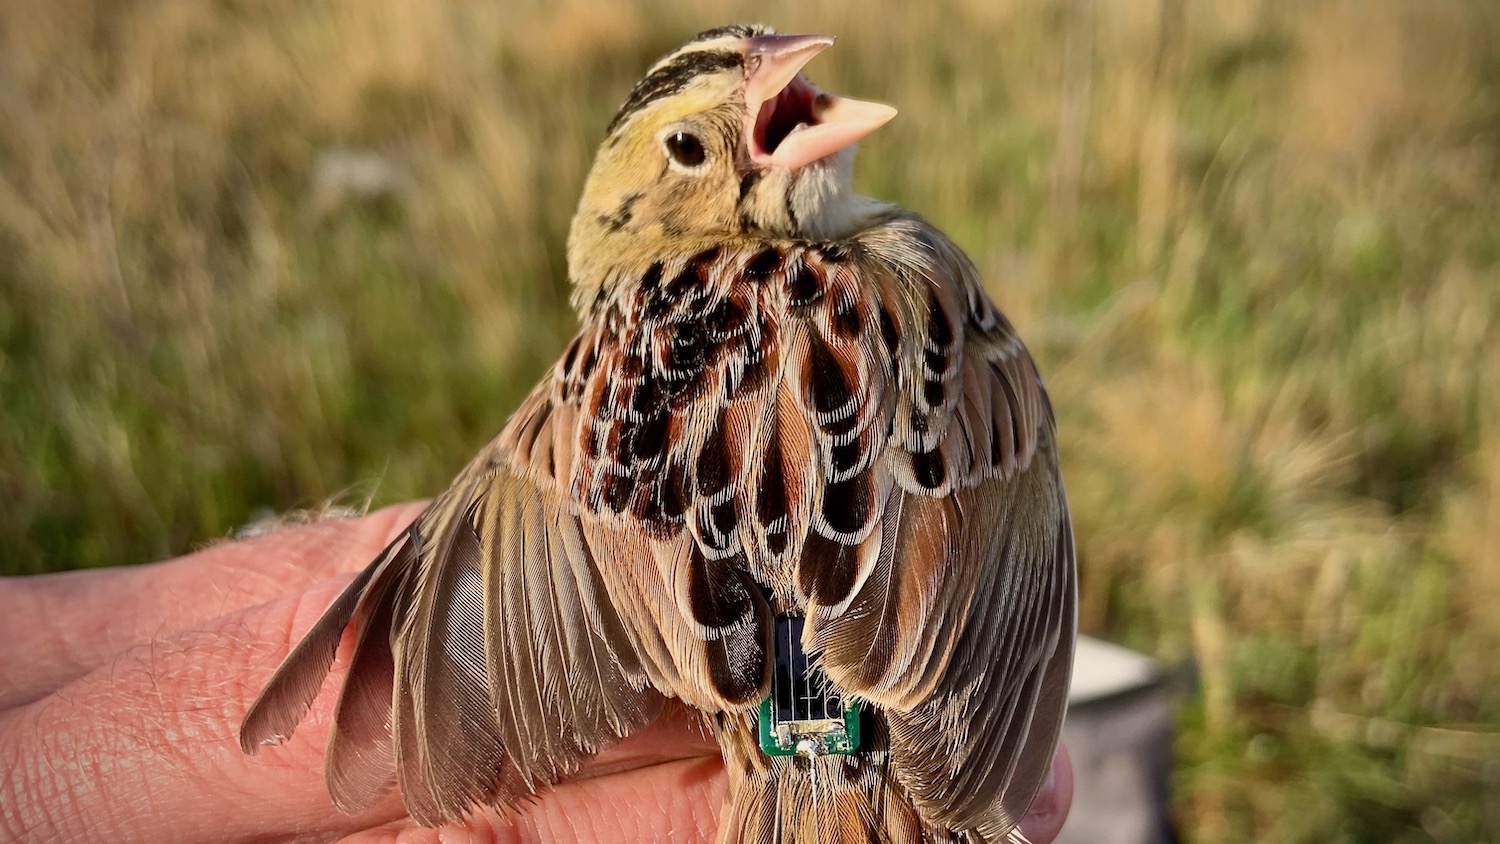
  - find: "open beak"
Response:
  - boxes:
[741,33,897,171]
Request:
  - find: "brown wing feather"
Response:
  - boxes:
[882,446,1073,836]
[324,533,408,812]
[239,379,667,822]
[796,219,1075,838]
[238,535,398,754]
[398,489,509,821]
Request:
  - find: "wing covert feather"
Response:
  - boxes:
[800,220,1076,837]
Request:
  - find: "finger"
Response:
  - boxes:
[340,757,727,844]
[0,572,402,841]
[1017,743,1074,844]
[575,699,719,776]
[0,568,717,843]
[0,502,425,708]
[350,740,1073,844]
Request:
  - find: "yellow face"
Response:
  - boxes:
[580,64,750,243]
[566,26,897,294]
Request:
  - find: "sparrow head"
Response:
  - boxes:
[568,24,897,292]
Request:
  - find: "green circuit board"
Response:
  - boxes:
[756,614,862,758]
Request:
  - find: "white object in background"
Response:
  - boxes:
[1058,635,1177,844]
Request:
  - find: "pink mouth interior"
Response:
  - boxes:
[752,76,821,158]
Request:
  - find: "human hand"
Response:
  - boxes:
[0,504,1072,842]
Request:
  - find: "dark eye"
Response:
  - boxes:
[665,132,707,168]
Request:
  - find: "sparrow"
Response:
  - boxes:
[240,24,1075,844]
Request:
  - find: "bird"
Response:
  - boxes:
[239,23,1075,844]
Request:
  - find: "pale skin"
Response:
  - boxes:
[0,503,1071,842]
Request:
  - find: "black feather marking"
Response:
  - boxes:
[687,547,752,630]
[990,410,1006,466]
[734,316,774,397]
[786,259,822,306]
[630,409,669,462]
[923,377,945,408]
[697,417,730,497]
[657,248,717,308]
[821,472,872,536]
[821,407,861,440]
[757,435,790,554]
[705,607,769,704]
[737,169,764,202]
[927,290,954,346]
[804,332,854,416]
[690,23,765,43]
[765,523,788,556]
[694,504,737,554]
[911,449,947,489]
[641,260,664,292]
[560,335,582,374]
[663,327,709,401]
[690,245,722,270]
[661,461,691,520]
[830,292,863,339]
[799,532,860,607]
[635,459,691,535]
[830,436,864,477]
[606,50,743,136]
[602,473,634,513]
[602,192,642,232]
[877,303,901,357]
[707,297,746,342]
[817,242,851,263]
[630,475,676,539]
[744,246,783,280]
[629,372,660,416]
[574,342,600,387]
[711,498,737,537]
[664,265,701,303]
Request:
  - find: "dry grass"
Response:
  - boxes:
[2,0,1497,840]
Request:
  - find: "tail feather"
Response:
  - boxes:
[713,711,1030,844]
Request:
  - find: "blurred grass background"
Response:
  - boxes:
[2,0,1497,839]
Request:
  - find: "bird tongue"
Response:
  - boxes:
[742,33,897,171]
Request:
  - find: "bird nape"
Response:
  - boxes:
[239,23,1075,844]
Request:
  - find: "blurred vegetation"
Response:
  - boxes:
[2,0,1497,840]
